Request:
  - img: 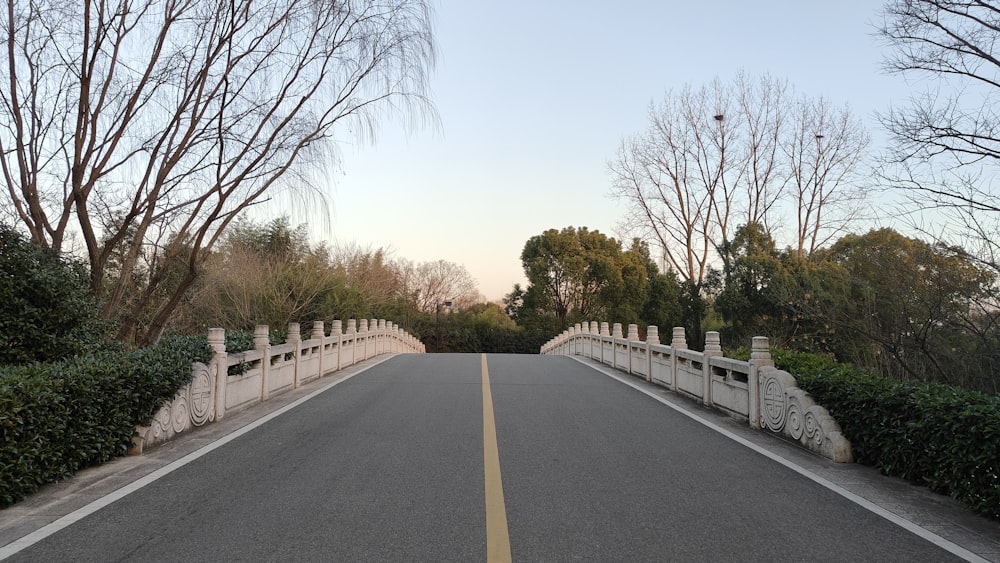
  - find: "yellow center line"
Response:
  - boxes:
[482,354,512,563]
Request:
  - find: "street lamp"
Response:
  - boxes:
[435,299,453,353]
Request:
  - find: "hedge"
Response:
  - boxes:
[772,349,1000,520]
[0,336,212,507]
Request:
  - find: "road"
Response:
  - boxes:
[4,354,969,562]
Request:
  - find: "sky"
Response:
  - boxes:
[301,1,917,301]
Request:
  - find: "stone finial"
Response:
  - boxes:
[612,323,623,338]
[312,321,325,340]
[331,320,343,336]
[627,324,639,341]
[704,331,722,354]
[750,336,774,367]
[671,326,687,350]
[208,328,226,353]
[359,319,369,333]
[378,319,386,330]
[600,322,610,336]
[369,318,377,332]
[574,323,582,334]
[646,325,660,345]
[254,325,269,349]
[346,319,357,334]
[287,323,301,343]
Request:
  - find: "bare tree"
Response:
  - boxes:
[0,0,435,344]
[404,259,481,313]
[734,72,788,232]
[786,96,871,257]
[878,0,1000,275]
[609,79,737,287]
[611,74,870,277]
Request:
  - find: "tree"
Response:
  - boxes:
[514,227,675,340]
[610,73,870,344]
[786,97,870,257]
[878,0,1000,276]
[402,259,482,313]
[180,217,338,333]
[0,0,436,345]
[714,223,786,345]
[519,227,626,329]
[609,78,736,288]
[816,229,996,390]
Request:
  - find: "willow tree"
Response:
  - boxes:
[0,0,436,344]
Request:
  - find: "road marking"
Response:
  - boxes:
[481,354,512,563]
[572,357,990,563]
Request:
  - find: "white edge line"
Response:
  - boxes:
[0,355,397,561]
[569,356,990,563]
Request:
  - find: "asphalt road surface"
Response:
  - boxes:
[5,354,966,562]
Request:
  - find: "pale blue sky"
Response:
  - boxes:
[316,1,914,300]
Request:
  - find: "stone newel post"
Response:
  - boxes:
[626,324,639,375]
[626,324,639,341]
[645,325,660,384]
[287,322,302,388]
[669,327,685,391]
[208,327,227,421]
[255,325,271,401]
[703,331,723,406]
[647,325,661,345]
[748,336,774,430]
[311,321,326,379]
[332,320,344,371]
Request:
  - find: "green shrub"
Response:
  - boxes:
[0,336,212,507]
[774,349,1000,520]
[0,224,113,365]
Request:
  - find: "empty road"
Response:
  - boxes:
[2,354,972,562]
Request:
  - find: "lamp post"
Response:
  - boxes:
[435,299,453,352]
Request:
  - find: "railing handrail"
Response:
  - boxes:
[541,322,852,463]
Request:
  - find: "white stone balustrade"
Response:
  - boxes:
[132,319,424,453]
[540,323,853,463]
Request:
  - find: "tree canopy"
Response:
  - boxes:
[0,0,436,345]
[512,227,681,339]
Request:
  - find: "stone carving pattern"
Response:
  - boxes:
[170,390,189,434]
[786,393,805,440]
[760,375,786,431]
[151,403,171,440]
[758,368,852,462]
[189,362,215,426]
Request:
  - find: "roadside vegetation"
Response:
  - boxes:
[773,350,999,521]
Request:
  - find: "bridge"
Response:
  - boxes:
[0,320,998,561]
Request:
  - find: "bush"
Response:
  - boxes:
[774,349,1000,520]
[0,336,212,507]
[0,224,113,365]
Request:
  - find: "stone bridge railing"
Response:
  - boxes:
[132,319,423,453]
[541,322,852,463]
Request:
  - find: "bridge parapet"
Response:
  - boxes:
[541,325,852,463]
[132,319,423,454]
